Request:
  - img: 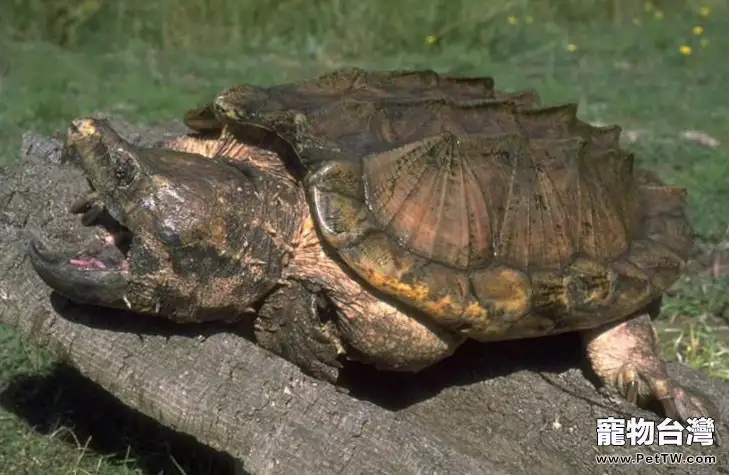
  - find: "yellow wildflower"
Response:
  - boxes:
[692,26,704,36]
[424,35,438,46]
[679,45,693,55]
[566,43,577,53]
[507,16,518,25]
[700,6,710,17]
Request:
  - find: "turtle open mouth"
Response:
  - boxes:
[28,182,135,309]
[28,116,273,313]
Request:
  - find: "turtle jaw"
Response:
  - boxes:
[28,117,142,310]
[31,116,300,321]
[28,238,131,310]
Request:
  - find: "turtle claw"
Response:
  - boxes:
[614,359,715,418]
[69,191,112,227]
[661,385,721,447]
[660,396,681,422]
[625,379,639,406]
[584,313,720,427]
[614,361,717,424]
[80,203,105,226]
[665,385,719,422]
[69,191,101,214]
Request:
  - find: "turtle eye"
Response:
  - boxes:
[111,146,139,188]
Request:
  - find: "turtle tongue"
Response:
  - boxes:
[28,239,130,309]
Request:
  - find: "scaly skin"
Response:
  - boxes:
[28,117,718,425]
[30,118,463,382]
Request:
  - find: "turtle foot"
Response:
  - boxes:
[582,311,719,425]
[615,361,717,422]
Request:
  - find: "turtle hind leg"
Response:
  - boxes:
[255,282,344,383]
[581,310,718,423]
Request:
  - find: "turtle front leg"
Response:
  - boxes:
[254,279,465,384]
[255,282,344,383]
[582,311,717,422]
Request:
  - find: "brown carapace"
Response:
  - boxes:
[195,67,693,343]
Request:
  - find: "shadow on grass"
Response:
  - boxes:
[0,364,240,475]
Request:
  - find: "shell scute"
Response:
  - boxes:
[201,69,694,340]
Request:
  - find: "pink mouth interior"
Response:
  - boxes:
[67,230,130,271]
[70,258,108,269]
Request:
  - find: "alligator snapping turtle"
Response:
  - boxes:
[29,68,715,422]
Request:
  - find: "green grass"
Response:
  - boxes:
[1,0,729,473]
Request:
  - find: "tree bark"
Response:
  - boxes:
[1,119,727,475]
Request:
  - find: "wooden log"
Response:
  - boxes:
[1,119,726,474]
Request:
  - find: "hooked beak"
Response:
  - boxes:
[28,239,130,309]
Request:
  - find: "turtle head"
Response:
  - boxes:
[29,118,302,322]
[212,84,304,139]
[213,83,270,123]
